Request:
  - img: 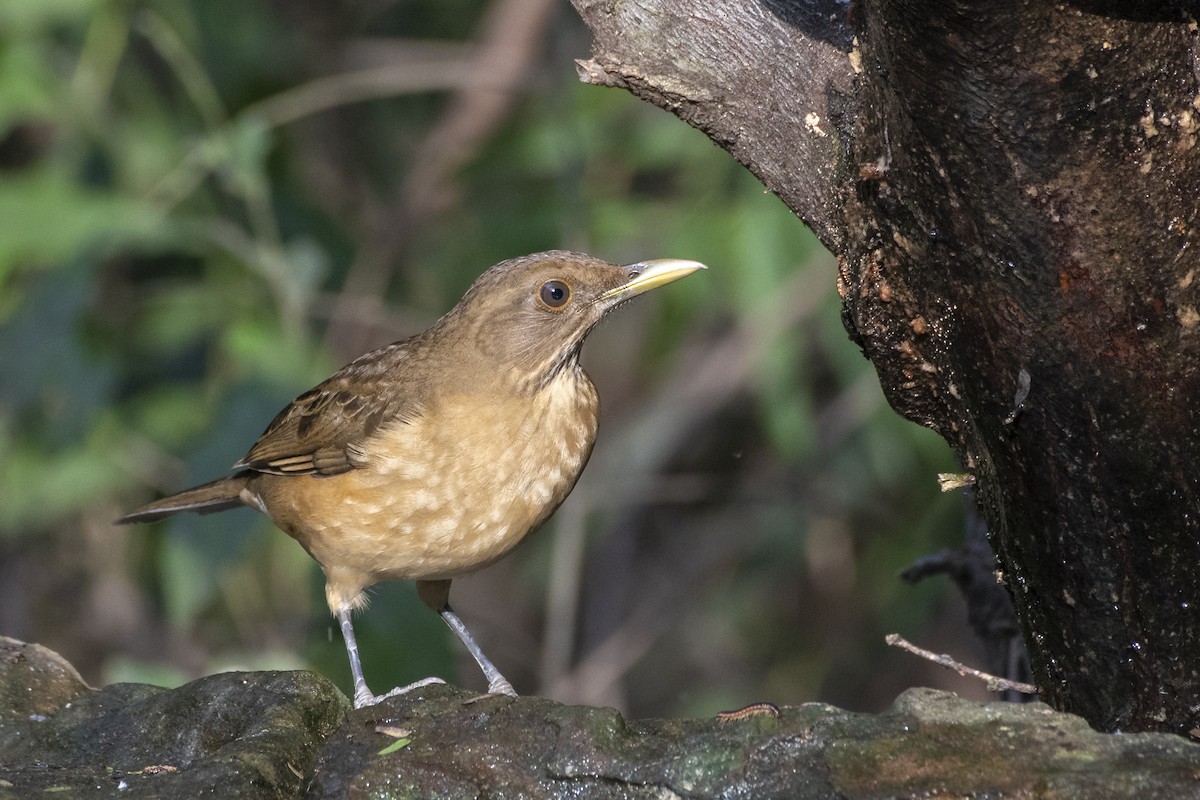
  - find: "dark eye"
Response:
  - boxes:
[539,280,571,308]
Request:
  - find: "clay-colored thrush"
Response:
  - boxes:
[117,250,704,707]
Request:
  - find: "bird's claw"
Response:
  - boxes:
[462,678,518,705]
[354,676,447,709]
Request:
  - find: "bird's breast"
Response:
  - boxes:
[261,369,600,587]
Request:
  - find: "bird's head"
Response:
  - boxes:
[434,250,705,392]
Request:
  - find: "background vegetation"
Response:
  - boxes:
[0,0,973,717]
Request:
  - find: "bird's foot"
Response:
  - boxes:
[354,676,446,709]
[462,677,518,705]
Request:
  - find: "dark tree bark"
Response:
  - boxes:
[571,0,1200,737]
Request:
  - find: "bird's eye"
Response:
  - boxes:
[539,280,571,309]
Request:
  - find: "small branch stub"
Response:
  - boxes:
[886,633,1039,696]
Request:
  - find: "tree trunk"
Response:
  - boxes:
[571,0,1200,738]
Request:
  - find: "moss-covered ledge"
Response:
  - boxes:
[3,636,1199,799]
[0,637,347,798]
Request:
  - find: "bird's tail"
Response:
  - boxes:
[115,473,253,524]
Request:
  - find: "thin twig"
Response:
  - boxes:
[400,0,559,219]
[886,633,1039,695]
[241,62,487,130]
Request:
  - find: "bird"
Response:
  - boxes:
[116,250,705,708]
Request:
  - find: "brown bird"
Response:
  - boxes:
[117,250,704,707]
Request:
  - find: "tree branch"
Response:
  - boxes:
[573,0,857,250]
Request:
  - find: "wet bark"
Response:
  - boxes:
[571,0,1200,737]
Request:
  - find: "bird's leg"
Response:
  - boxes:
[439,604,517,697]
[417,578,516,696]
[335,605,376,707]
[336,605,444,708]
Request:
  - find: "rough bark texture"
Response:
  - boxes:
[572,0,856,251]
[573,0,1200,737]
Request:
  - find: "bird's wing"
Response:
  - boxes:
[236,340,423,476]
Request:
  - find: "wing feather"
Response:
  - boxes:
[236,340,424,476]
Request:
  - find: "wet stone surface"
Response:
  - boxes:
[3,637,1200,799]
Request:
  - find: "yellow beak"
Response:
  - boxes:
[598,258,707,303]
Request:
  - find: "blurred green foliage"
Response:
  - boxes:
[0,0,966,716]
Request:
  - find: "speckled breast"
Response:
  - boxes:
[266,369,600,584]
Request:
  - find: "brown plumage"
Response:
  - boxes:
[117,250,704,707]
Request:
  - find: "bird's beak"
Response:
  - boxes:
[598,258,707,304]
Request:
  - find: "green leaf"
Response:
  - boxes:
[0,170,161,284]
[134,284,232,353]
[0,0,101,35]
[0,41,60,129]
[377,737,412,755]
[0,412,139,534]
[159,530,216,629]
[221,315,331,387]
[129,385,211,446]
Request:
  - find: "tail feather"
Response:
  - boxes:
[115,473,253,524]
